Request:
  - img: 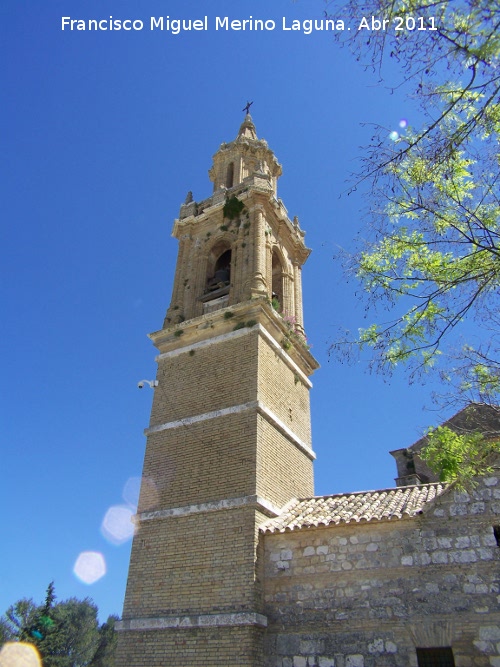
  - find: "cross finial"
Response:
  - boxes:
[242,101,253,115]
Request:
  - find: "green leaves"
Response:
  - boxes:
[0,584,117,667]
[329,0,500,403]
[325,0,500,485]
[421,425,500,488]
[222,195,245,221]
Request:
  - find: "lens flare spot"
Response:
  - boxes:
[124,476,159,511]
[389,131,399,141]
[122,476,142,507]
[0,643,41,667]
[399,118,408,128]
[73,551,106,584]
[101,505,136,545]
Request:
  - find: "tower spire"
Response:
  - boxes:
[237,113,257,140]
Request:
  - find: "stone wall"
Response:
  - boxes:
[115,625,266,667]
[262,475,500,666]
[118,312,317,666]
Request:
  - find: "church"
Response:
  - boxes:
[115,116,500,667]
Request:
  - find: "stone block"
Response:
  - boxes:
[425,583,439,593]
[471,502,486,514]
[450,549,477,563]
[345,655,364,667]
[450,504,467,516]
[480,627,500,641]
[455,536,470,548]
[483,534,498,547]
[385,641,397,653]
[277,635,300,654]
[300,640,324,654]
[431,551,448,564]
[318,658,335,667]
[437,537,452,548]
[368,639,384,654]
[474,640,494,654]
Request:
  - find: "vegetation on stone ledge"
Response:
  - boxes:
[223,195,245,221]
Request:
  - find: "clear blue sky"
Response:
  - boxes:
[2,0,450,622]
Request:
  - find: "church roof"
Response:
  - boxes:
[260,483,447,533]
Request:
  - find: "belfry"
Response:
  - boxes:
[116,116,500,667]
[115,115,319,666]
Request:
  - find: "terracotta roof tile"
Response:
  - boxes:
[260,483,447,533]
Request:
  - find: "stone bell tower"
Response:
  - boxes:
[115,115,319,666]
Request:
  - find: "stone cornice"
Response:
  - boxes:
[144,398,316,461]
[150,299,319,378]
[115,612,268,632]
[136,494,283,523]
[175,184,310,262]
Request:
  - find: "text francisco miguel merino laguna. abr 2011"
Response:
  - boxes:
[61,15,439,34]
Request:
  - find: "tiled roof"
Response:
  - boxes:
[260,483,447,533]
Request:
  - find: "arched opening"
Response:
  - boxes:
[206,245,231,293]
[225,163,234,189]
[272,250,284,311]
[202,243,232,314]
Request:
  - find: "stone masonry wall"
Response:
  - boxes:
[141,413,258,511]
[256,416,314,508]
[142,326,314,512]
[115,625,266,667]
[123,506,266,619]
[257,334,312,447]
[149,332,258,428]
[263,476,500,667]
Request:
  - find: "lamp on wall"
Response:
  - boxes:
[137,380,158,389]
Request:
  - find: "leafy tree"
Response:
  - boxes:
[421,425,500,488]
[0,584,117,667]
[327,0,500,412]
[1,598,40,644]
[89,616,119,667]
[324,0,500,482]
[41,597,100,667]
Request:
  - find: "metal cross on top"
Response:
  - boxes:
[242,101,253,115]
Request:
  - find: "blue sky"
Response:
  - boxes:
[2,0,451,623]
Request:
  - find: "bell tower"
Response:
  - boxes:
[115,115,319,666]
